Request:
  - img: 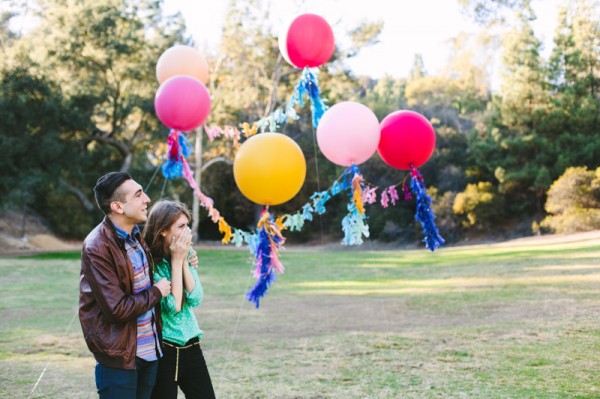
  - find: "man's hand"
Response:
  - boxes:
[188,249,199,269]
[154,278,171,297]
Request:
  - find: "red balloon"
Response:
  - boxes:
[154,76,211,131]
[377,110,436,170]
[283,14,334,68]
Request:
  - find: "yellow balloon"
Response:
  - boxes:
[156,45,209,85]
[234,133,306,206]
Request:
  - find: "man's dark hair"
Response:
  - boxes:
[93,172,132,215]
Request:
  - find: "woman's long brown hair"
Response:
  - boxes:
[143,200,192,263]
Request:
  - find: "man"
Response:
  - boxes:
[79,172,171,398]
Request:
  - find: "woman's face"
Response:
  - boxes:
[162,213,190,245]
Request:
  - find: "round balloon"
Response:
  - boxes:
[316,101,380,166]
[378,110,436,170]
[234,133,306,206]
[156,45,209,85]
[154,76,211,131]
[278,13,334,68]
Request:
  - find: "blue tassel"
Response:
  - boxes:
[339,164,370,246]
[409,165,445,251]
[340,164,361,191]
[246,228,274,308]
[291,67,328,127]
[161,130,191,180]
[178,133,191,158]
[311,190,331,215]
[246,214,284,308]
[301,203,314,221]
[162,160,183,179]
[341,207,370,246]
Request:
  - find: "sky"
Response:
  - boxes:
[163,0,563,82]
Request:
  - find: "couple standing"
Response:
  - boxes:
[79,172,215,398]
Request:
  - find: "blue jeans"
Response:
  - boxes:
[95,358,158,399]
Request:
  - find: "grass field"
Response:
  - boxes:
[1,233,600,398]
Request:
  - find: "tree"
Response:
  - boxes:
[458,0,530,25]
[408,54,427,80]
[547,0,600,172]
[541,166,600,233]
[1,0,186,236]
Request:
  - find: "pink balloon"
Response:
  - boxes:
[316,102,380,166]
[378,110,436,170]
[154,76,211,131]
[279,13,335,68]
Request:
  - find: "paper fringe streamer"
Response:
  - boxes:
[280,165,373,246]
[246,208,285,308]
[409,164,445,251]
[254,67,328,132]
[291,67,328,128]
[203,122,260,147]
[380,185,400,208]
[160,131,442,253]
[161,129,235,244]
[339,164,370,245]
[162,129,191,179]
[204,124,241,147]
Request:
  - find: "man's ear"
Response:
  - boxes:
[110,201,124,215]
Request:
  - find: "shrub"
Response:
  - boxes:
[541,166,600,233]
[453,182,505,230]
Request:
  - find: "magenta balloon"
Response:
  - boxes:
[377,110,436,170]
[284,14,334,68]
[316,101,380,166]
[154,76,211,131]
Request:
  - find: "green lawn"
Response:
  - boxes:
[1,236,600,398]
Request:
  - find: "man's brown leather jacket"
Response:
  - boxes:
[79,217,163,369]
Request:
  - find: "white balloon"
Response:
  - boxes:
[277,18,294,67]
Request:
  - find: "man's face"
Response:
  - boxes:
[113,179,151,224]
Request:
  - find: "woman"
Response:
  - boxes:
[143,200,215,399]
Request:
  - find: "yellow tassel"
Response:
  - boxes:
[218,217,233,244]
[275,215,287,231]
[257,209,285,245]
[240,122,258,138]
[352,174,365,214]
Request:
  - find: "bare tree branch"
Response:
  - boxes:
[201,156,232,173]
[59,178,95,212]
[89,128,132,172]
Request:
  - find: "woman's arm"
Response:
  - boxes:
[182,257,196,294]
[184,264,204,308]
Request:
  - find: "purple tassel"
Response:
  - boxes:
[409,165,444,251]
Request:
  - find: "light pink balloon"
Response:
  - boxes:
[316,101,380,166]
[154,75,211,131]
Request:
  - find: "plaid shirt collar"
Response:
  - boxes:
[114,224,140,243]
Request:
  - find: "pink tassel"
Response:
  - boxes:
[362,186,378,205]
[270,244,284,274]
[380,188,390,208]
[388,186,400,206]
[253,256,263,278]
